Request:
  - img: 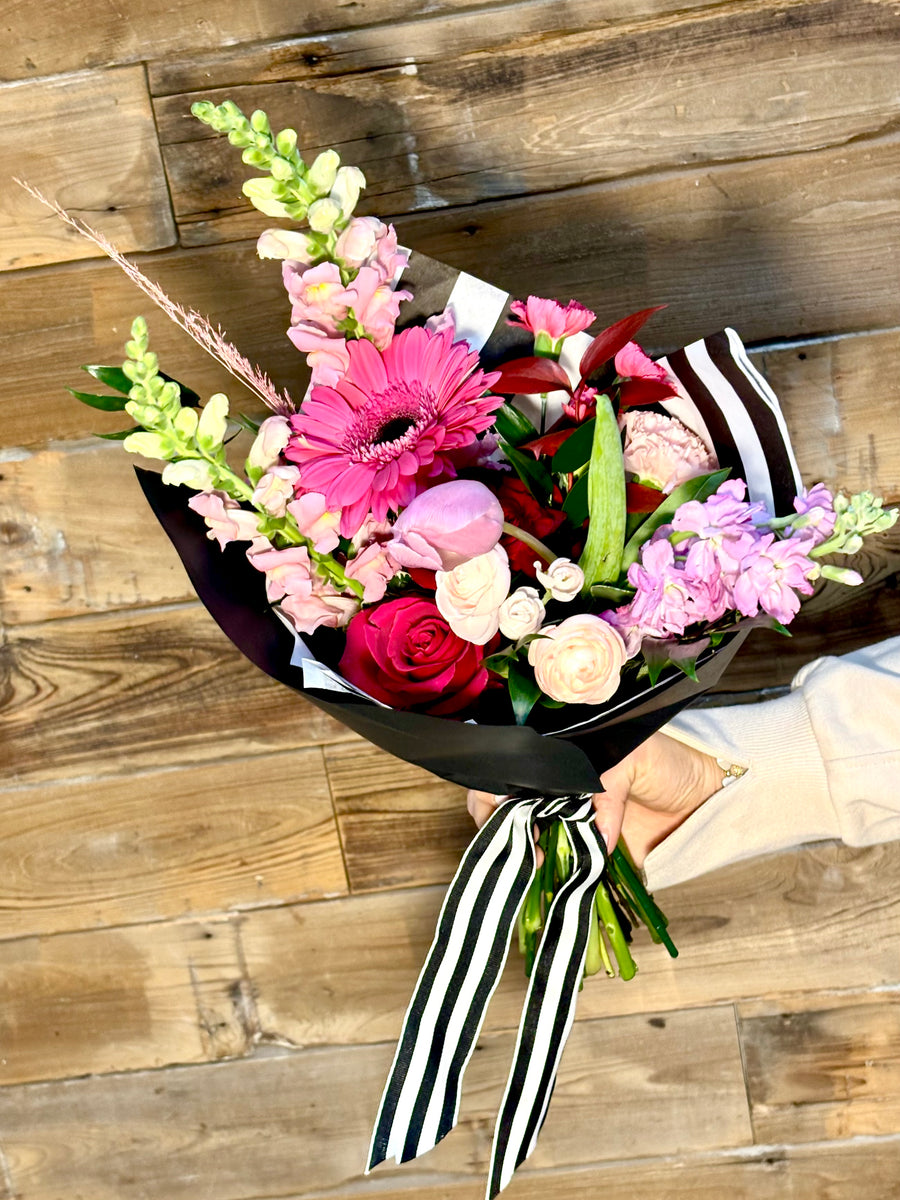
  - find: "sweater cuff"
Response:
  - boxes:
[642,685,834,891]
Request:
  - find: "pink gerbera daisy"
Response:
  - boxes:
[285,326,501,537]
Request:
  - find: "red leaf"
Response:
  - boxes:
[493,355,572,396]
[618,378,679,408]
[579,305,667,382]
[626,482,665,512]
[520,424,578,459]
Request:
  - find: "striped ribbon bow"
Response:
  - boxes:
[367,792,608,1198]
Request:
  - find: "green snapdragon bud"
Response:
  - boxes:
[161,459,218,489]
[307,149,340,196]
[196,393,229,452]
[123,430,173,458]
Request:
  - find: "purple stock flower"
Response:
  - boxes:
[621,538,730,640]
[792,482,836,545]
[671,479,765,581]
[731,532,816,624]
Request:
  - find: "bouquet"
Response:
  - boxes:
[39,98,896,1198]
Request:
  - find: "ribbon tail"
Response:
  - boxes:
[367,797,538,1172]
[487,807,607,1198]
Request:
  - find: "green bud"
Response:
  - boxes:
[158,380,181,408]
[197,393,229,450]
[250,109,272,136]
[820,564,864,586]
[228,128,255,148]
[307,149,340,196]
[307,196,341,233]
[275,128,299,158]
[162,459,218,490]
[191,100,215,122]
[242,146,273,169]
[242,178,292,218]
[174,406,199,439]
[269,155,296,182]
[125,399,163,427]
[130,316,149,345]
[123,431,172,459]
[330,165,366,218]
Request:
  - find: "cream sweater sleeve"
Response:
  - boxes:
[642,636,900,891]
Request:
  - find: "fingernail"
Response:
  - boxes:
[597,826,611,855]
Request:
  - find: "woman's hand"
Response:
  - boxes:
[466,733,725,867]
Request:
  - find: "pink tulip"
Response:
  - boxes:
[389,479,505,571]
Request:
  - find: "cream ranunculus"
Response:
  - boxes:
[527,613,627,704]
[435,545,511,645]
[534,557,584,602]
[498,586,545,640]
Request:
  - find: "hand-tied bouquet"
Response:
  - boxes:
[46,98,896,1196]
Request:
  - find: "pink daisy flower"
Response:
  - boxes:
[285,326,501,537]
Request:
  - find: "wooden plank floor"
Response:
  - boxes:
[2,3,900,1198]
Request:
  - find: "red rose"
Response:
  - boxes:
[339,596,489,716]
[497,476,568,576]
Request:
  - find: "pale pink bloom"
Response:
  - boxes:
[624,538,729,639]
[188,490,260,549]
[334,217,383,269]
[527,614,627,705]
[424,307,457,338]
[281,587,359,635]
[247,415,293,472]
[534,557,584,602]
[435,545,511,645]
[345,265,412,350]
[344,539,401,602]
[508,296,596,341]
[732,533,816,624]
[257,228,318,264]
[306,336,352,386]
[287,493,342,553]
[498,586,545,640]
[248,544,315,603]
[614,340,670,382]
[620,409,718,493]
[287,325,502,538]
[283,260,349,330]
[252,465,302,517]
[792,483,836,545]
[389,479,504,571]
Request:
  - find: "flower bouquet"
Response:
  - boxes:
[42,98,896,1198]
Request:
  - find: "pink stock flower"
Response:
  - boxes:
[614,341,671,382]
[286,325,502,538]
[435,545,511,645]
[671,479,765,581]
[620,410,718,493]
[188,491,260,549]
[508,296,596,342]
[792,483,836,545]
[624,539,729,639]
[527,614,627,705]
[388,479,505,571]
[731,533,816,624]
[287,493,342,553]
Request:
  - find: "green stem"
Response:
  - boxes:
[595,880,637,980]
[610,844,678,958]
[501,521,556,565]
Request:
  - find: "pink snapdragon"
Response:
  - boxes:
[344,539,401,602]
[508,296,596,356]
[188,491,261,549]
[388,479,504,571]
[287,493,342,553]
[252,465,302,517]
[248,544,317,603]
[247,542,358,633]
[335,217,409,279]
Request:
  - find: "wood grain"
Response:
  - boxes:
[0,67,175,270]
[156,0,900,236]
[740,997,900,1143]
[0,918,249,1085]
[0,750,346,940]
[0,1006,750,1197]
[241,841,900,1046]
[0,605,355,786]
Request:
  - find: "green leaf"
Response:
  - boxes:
[576,395,626,587]
[483,651,514,677]
[96,426,142,440]
[67,388,130,412]
[551,418,595,473]
[562,472,589,526]
[232,412,262,435]
[81,365,132,394]
[620,468,731,571]
[499,441,553,503]
[494,402,538,448]
[508,661,542,726]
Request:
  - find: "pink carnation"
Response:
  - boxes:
[614,341,671,382]
[508,296,596,341]
[620,410,718,493]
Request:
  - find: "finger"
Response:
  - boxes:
[466,789,499,828]
[591,780,627,856]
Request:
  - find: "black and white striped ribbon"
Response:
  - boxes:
[366,793,607,1197]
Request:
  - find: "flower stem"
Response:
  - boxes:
[595,880,637,980]
[501,521,556,565]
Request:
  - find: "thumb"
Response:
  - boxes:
[593,764,631,855]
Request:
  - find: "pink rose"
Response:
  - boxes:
[389,479,505,571]
[620,410,717,493]
[339,596,490,715]
[188,491,260,549]
[527,614,628,704]
[435,545,511,645]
